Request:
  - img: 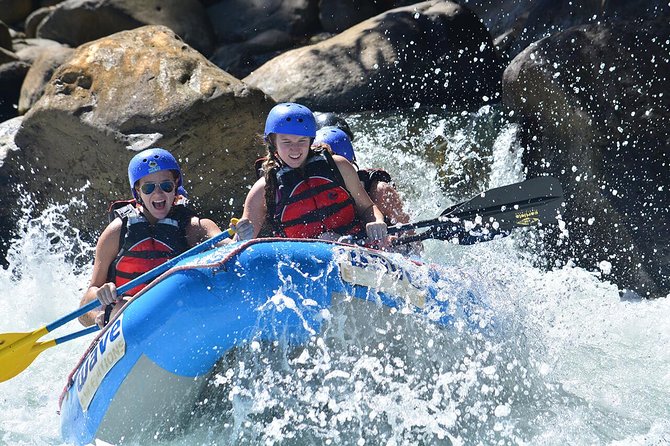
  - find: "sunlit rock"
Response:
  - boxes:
[244,0,502,112]
[18,45,73,114]
[9,25,272,238]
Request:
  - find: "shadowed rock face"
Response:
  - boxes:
[244,0,503,112]
[504,19,670,297]
[7,25,273,238]
[34,0,215,56]
[462,0,670,59]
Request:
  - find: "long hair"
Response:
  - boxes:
[260,138,331,230]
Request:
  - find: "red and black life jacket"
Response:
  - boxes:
[107,203,194,296]
[267,150,364,238]
[258,156,393,195]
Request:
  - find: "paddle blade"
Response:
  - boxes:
[444,176,564,230]
[0,330,54,382]
[392,177,564,244]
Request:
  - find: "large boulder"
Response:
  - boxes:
[0,56,30,121]
[12,37,69,64]
[464,0,670,59]
[7,25,272,238]
[0,0,33,25]
[0,20,12,51]
[35,0,214,55]
[18,45,73,113]
[210,29,298,79]
[318,0,378,33]
[244,0,502,112]
[503,19,670,297]
[0,116,22,266]
[207,0,319,44]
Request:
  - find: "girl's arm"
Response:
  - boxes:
[185,216,222,246]
[333,155,387,241]
[240,177,268,239]
[79,219,122,327]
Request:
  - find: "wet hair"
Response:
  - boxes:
[314,112,354,141]
[260,141,331,227]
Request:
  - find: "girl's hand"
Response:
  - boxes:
[96,282,119,306]
[365,221,388,241]
[233,218,254,241]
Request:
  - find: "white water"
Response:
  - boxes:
[1,107,668,445]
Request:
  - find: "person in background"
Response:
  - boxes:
[79,147,253,328]
[314,123,423,255]
[240,102,388,245]
[314,126,411,227]
[314,111,355,141]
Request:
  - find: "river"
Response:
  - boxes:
[1,106,668,445]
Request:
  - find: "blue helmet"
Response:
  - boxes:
[128,148,182,199]
[315,126,355,162]
[264,102,317,140]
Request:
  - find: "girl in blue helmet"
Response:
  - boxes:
[78,148,253,328]
[314,126,410,226]
[314,126,422,255]
[240,103,388,244]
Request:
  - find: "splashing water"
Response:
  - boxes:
[1,106,668,445]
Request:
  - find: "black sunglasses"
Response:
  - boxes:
[139,180,175,195]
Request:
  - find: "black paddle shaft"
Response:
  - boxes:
[389,176,564,243]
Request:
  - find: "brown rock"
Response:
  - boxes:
[36,0,214,55]
[0,116,22,266]
[318,0,379,33]
[244,0,502,112]
[24,6,54,39]
[1,19,12,51]
[18,45,74,114]
[12,37,68,64]
[10,25,272,235]
[207,0,319,44]
[464,0,670,59]
[0,0,33,25]
[0,58,30,120]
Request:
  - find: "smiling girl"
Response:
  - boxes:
[78,148,252,328]
[240,103,388,244]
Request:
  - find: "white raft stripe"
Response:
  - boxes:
[337,249,427,308]
[76,316,126,411]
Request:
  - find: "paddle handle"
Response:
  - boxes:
[45,227,235,333]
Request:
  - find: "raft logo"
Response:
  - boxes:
[515,209,540,226]
[75,316,126,411]
[147,160,160,172]
[337,248,426,308]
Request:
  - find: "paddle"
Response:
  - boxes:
[390,176,563,245]
[0,225,237,383]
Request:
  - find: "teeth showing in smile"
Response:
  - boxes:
[153,200,167,210]
[289,154,301,160]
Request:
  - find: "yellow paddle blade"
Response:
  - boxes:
[0,328,52,383]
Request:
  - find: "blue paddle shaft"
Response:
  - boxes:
[54,326,99,345]
[45,228,234,333]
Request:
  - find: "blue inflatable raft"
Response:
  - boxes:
[59,239,490,445]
